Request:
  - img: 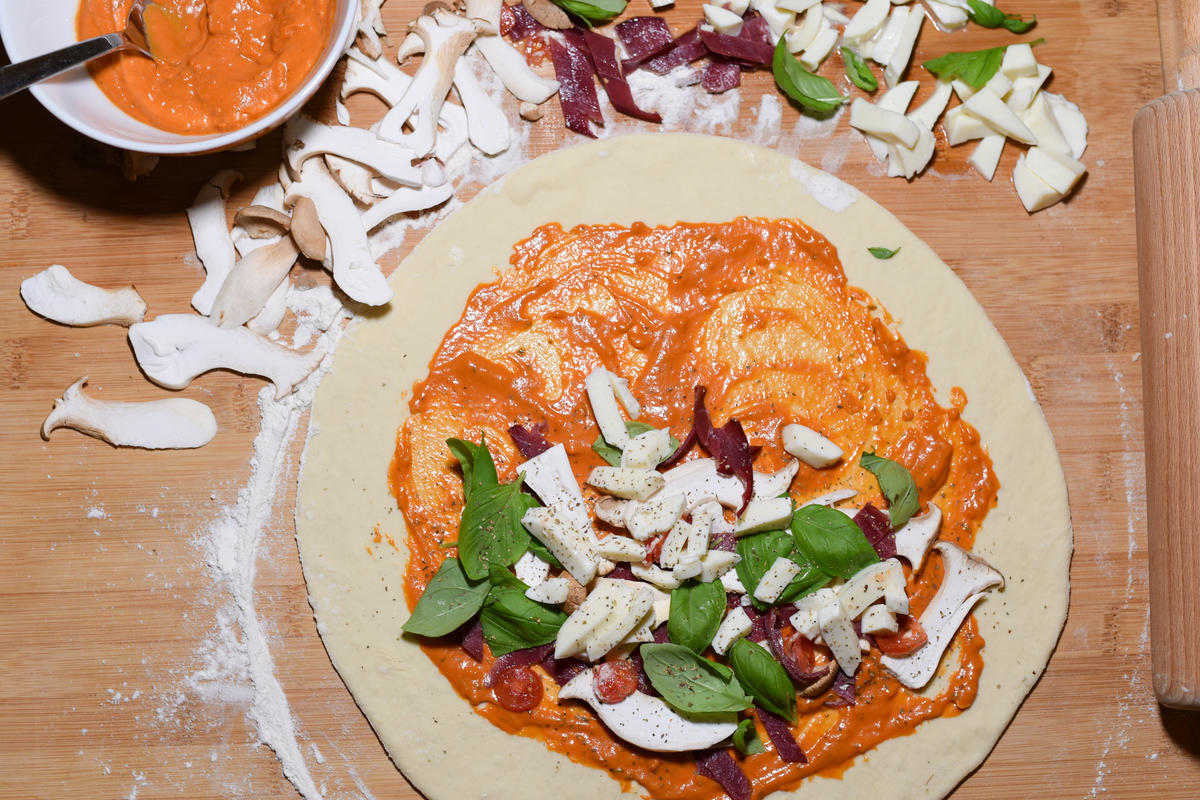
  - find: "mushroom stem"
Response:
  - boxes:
[43,378,217,449]
[188,170,241,316]
[285,116,421,188]
[210,237,301,330]
[452,52,512,156]
[20,265,146,327]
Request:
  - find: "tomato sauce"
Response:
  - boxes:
[77,0,335,134]
[391,218,999,799]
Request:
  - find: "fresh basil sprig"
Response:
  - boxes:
[640,643,754,714]
[733,718,766,755]
[790,504,880,578]
[593,421,681,467]
[735,529,829,609]
[966,0,1036,33]
[550,0,626,25]
[841,47,878,92]
[773,37,846,114]
[860,451,920,528]
[869,246,900,259]
[447,437,499,500]
[479,568,568,656]
[728,638,797,722]
[448,437,538,580]
[402,557,490,637]
[922,46,1005,89]
[667,580,727,654]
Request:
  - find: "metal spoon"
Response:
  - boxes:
[0,0,153,102]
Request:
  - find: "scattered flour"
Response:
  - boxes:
[749,94,783,146]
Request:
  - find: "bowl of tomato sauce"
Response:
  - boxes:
[0,0,360,154]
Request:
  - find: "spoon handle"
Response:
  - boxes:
[0,33,127,102]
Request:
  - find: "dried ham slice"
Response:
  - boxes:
[698,14,774,66]
[758,709,808,763]
[702,60,741,93]
[502,3,547,40]
[616,16,675,67]
[582,30,662,123]
[854,503,897,560]
[639,27,709,75]
[509,422,553,459]
[550,35,605,137]
[696,749,751,800]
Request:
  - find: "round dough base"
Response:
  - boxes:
[294,133,1072,800]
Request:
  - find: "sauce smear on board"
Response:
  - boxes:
[392,218,999,800]
[77,0,334,134]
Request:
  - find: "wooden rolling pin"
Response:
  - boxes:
[1134,0,1200,710]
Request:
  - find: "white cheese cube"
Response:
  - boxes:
[1000,42,1038,79]
[631,562,683,590]
[518,444,591,529]
[1020,93,1071,156]
[799,21,838,70]
[850,98,921,148]
[785,4,823,53]
[1012,154,1065,213]
[821,4,850,23]
[588,467,666,501]
[844,0,891,45]
[1025,146,1086,195]
[752,460,800,501]
[621,428,674,469]
[925,0,967,28]
[621,608,658,644]
[887,128,935,179]
[515,551,550,587]
[982,70,1012,101]
[712,606,754,655]
[775,0,820,13]
[649,0,674,8]
[660,518,697,568]
[627,493,686,541]
[585,583,656,660]
[782,423,843,468]
[861,604,899,634]
[585,367,630,449]
[523,506,599,586]
[673,558,703,581]
[908,79,953,131]
[734,497,794,536]
[788,587,838,639]
[719,0,751,15]
[951,78,977,103]
[884,6,924,87]
[1045,92,1088,159]
[1006,64,1051,111]
[556,581,628,658]
[721,568,748,594]
[753,556,805,603]
[703,5,745,34]
[818,599,861,674]
[963,87,1037,144]
[526,576,570,605]
[968,135,1005,181]
[683,518,710,562]
[698,550,741,583]
[692,500,733,536]
[597,534,647,563]
[750,0,795,38]
[608,373,641,419]
[865,80,920,161]
[943,106,993,145]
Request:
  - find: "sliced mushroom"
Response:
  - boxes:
[397,30,425,61]
[285,116,421,188]
[285,160,392,307]
[798,664,838,698]
[376,12,477,156]
[356,0,387,58]
[468,0,560,103]
[43,377,217,449]
[289,196,328,262]
[325,154,381,206]
[452,52,511,156]
[210,237,301,330]
[893,504,943,572]
[361,183,456,231]
[20,264,146,327]
[188,170,241,316]
[234,205,292,239]
[522,0,573,28]
[247,278,290,337]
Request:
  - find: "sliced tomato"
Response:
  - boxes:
[644,533,667,564]
[493,666,543,712]
[594,660,639,704]
[874,614,928,657]
[788,633,833,674]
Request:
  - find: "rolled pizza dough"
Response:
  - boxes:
[294,133,1072,800]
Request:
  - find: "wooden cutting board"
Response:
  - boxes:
[3,1,1198,798]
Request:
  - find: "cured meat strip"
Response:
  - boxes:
[637,27,709,75]
[549,35,605,137]
[582,30,662,123]
[616,16,676,67]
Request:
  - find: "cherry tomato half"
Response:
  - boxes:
[874,615,928,657]
[493,666,543,712]
[594,660,639,704]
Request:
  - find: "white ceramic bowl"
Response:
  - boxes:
[0,0,360,154]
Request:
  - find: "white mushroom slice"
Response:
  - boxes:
[894,503,941,571]
[585,582,656,660]
[964,87,1038,144]
[20,265,146,327]
[585,367,630,449]
[843,0,890,45]
[452,54,511,156]
[233,205,291,239]
[782,423,843,468]
[285,116,421,188]
[469,25,559,102]
[818,599,861,674]
[698,550,740,583]
[861,604,898,634]
[361,183,456,232]
[555,580,628,658]
[558,669,738,752]
[129,314,323,399]
[621,428,673,470]
[753,556,805,603]
[188,169,240,316]
[751,459,799,500]
[734,497,793,536]
[42,378,216,450]
[285,161,391,307]
[289,196,328,262]
[630,562,682,590]
[588,467,666,501]
[597,534,646,563]
[908,79,953,130]
[659,458,745,509]
[798,487,858,508]
[884,5,925,87]
[720,569,747,594]
[595,496,634,528]
[522,505,599,586]
[325,153,381,206]
[881,542,1004,689]
[712,606,754,655]
[210,238,300,330]
[377,12,477,156]
[788,587,838,639]
[515,551,551,587]
[356,0,387,58]
[397,30,425,61]
[627,493,686,541]
[837,559,908,618]
[526,576,570,605]
[247,278,290,337]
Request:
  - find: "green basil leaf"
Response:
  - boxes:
[735,529,795,610]
[401,557,490,637]
[457,478,533,580]
[965,0,1036,32]
[840,47,878,92]
[859,451,920,528]
[775,558,832,605]
[868,246,900,259]
[922,46,1004,89]
[733,718,766,755]
[667,580,727,654]
[790,504,880,579]
[447,436,499,501]
[526,537,562,569]
[728,638,797,722]
[1002,15,1037,32]
[480,575,568,656]
[640,643,754,714]
[593,421,682,467]
[550,0,626,24]
[773,37,846,114]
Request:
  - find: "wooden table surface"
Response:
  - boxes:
[3,0,1200,798]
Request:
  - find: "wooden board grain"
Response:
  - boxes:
[2,1,1199,798]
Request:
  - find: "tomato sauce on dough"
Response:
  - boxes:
[77,0,334,134]
[392,218,999,800]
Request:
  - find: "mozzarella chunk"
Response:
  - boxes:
[837,558,908,618]
[703,4,745,34]
[799,21,838,70]
[1020,93,1072,155]
[776,0,819,12]
[734,497,794,536]
[1013,154,1064,213]
[968,135,1005,181]
[691,500,732,536]
[1006,64,1052,111]
[608,373,641,418]
[788,587,838,639]
[843,0,891,44]
[861,604,898,634]
[631,562,682,590]
[908,79,953,131]
[595,496,633,528]
[893,502,941,570]
[785,6,823,53]
[585,367,630,449]
[1000,42,1037,79]
[698,550,741,583]
[963,87,1037,144]
[519,444,591,529]
[884,6,924,86]
[752,459,799,501]
[712,606,754,655]
[782,423,843,468]
[627,493,687,541]
[1025,147,1086,195]
[621,428,673,469]
[818,600,861,674]
[558,670,738,752]
[622,609,658,644]
[1045,93,1088,159]
[721,568,748,594]
[659,458,744,509]
[850,99,920,147]
[515,551,550,587]
[585,582,656,660]
[865,79,920,161]
[526,577,570,605]
[660,518,697,568]
[887,128,935,179]
[523,505,599,585]
[597,534,647,563]
[674,558,703,580]
[869,7,910,66]
[682,517,711,563]
[588,467,666,501]
[555,580,628,658]
[982,70,1012,101]
[751,0,795,37]
[943,106,993,145]
[925,0,967,28]
[754,556,805,603]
